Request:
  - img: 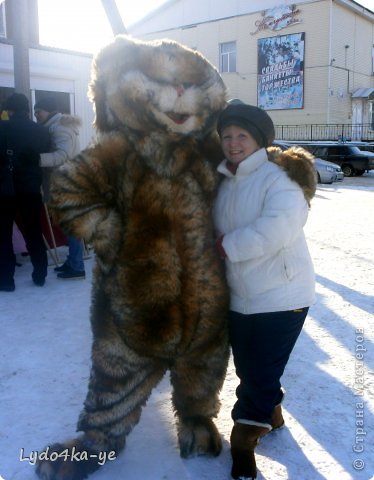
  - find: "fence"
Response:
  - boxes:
[275,123,374,142]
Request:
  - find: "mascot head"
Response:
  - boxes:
[89,35,227,139]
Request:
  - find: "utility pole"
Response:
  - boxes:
[8,0,30,96]
[6,0,39,109]
[100,0,127,35]
[5,0,125,108]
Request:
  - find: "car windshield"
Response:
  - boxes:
[346,146,365,154]
[302,145,365,155]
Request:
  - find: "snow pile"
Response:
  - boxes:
[0,173,373,480]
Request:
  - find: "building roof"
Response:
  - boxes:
[351,88,374,99]
[129,0,374,35]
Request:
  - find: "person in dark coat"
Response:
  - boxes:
[0,93,50,291]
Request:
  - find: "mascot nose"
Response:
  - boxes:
[175,85,185,97]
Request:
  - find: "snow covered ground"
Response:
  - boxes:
[0,173,373,480]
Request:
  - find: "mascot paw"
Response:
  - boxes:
[178,416,222,458]
[35,437,103,480]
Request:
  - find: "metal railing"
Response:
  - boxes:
[275,123,374,142]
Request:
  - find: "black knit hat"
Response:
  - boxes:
[34,97,58,113]
[217,102,275,148]
[5,93,29,113]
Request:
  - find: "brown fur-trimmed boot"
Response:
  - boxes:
[230,422,271,480]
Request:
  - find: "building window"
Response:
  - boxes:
[219,41,236,73]
[34,91,72,114]
[0,2,6,38]
[370,102,374,131]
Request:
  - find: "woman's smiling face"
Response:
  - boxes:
[221,125,260,165]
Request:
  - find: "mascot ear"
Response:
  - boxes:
[89,78,109,132]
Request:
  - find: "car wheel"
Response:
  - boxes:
[342,164,355,177]
[355,169,365,176]
[316,172,321,184]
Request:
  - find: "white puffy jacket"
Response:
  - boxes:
[213,147,315,314]
[40,113,81,168]
[39,112,81,201]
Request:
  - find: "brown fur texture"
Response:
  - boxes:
[36,36,230,480]
[267,146,316,205]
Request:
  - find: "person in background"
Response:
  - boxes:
[0,93,50,291]
[34,97,85,280]
[213,101,315,480]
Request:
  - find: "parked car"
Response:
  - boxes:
[273,141,344,184]
[276,141,374,177]
[347,141,374,155]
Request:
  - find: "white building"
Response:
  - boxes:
[130,0,374,140]
[0,1,95,148]
[0,42,95,147]
[1,0,373,142]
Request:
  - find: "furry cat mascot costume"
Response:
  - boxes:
[36,35,231,479]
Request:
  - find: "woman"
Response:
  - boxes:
[213,101,315,479]
[34,97,85,280]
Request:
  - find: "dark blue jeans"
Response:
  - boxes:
[0,193,47,285]
[229,308,308,425]
[66,234,85,272]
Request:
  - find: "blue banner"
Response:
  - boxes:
[257,32,305,110]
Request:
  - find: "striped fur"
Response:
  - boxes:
[37,36,230,479]
[267,146,316,206]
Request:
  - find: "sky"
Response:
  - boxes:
[358,0,374,10]
[37,0,168,53]
[37,0,374,54]
[0,173,373,480]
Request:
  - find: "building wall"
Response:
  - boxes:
[29,48,95,147]
[1,1,372,135]
[134,1,331,125]
[131,0,374,128]
[247,1,331,125]
[0,43,95,148]
[0,43,14,88]
[329,1,374,124]
[132,0,314,36]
